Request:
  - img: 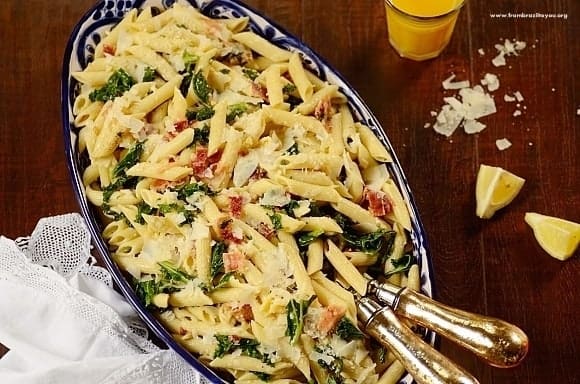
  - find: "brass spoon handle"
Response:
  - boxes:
[358,298,479,384]
[373,283,529,368]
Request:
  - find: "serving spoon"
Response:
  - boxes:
[366,279,529,368]
[357,296,480,384]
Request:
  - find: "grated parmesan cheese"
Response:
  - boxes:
[478,48,485,55]
[513,110,522,117]
[514,91,524,102]
[496,138,512,151]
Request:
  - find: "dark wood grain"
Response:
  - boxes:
[0,1,578,383]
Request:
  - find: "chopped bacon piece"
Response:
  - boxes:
[314,97,333,129]
[366,189,393,217]
[229,195,243,218]
[249,167,267,181]
[256,222,275,240]
[317,305,346,334]
[150,177,186,192]
[174,120,189,133]
[178,327,188,336]
[192,146,209,178]
[223,250,246,272]
[207,150,222,165]
[220,220,243,244]
[231,303,254,322]
[251,83,268,101]
[103,44,115,56]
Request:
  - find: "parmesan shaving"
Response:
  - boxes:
[442,74,470,90]
[495,138,512,151]
[480,73,500,92]
[492,39,526,67]
[463,120,486,134]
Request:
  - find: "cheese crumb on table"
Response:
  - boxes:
[492,39,526,67]
[481,73,500,92]
[442,74,470,90]
[478,48,485,55]
[504,94,516,102]
[514,91,524,102]
[496,138,512,151]
[513,110,522,117]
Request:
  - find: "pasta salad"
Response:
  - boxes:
[72,2,416,383]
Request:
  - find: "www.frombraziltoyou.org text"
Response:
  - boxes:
[490,12,568,20]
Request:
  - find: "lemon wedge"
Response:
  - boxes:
[525,213,580,260]
[476,164,525,219]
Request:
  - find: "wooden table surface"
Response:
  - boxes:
[0,1,578,383]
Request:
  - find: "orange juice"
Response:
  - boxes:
[384,0,464,61]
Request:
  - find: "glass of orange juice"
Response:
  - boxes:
[384,0,465,61]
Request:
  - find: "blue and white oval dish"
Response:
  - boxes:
[61,1,436,383]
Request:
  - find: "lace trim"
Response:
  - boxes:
[0,213,206,384]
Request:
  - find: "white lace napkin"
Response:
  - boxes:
[0,213,206,384]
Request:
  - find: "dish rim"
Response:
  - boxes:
[61,1,438,383]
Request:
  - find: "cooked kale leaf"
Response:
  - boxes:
[214,335,236,358]
[286,296,315,344]
[297,229,325,248]
[193,71,212,103]
[384,253,415,278]
[142,66,156,82]
[242,67,259,80]
[210,241,226,279]
[113,141,144,178]
[226,103,248,124]
[89,69,136,102]
[268,212,283,231]
[335,317,364,341]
